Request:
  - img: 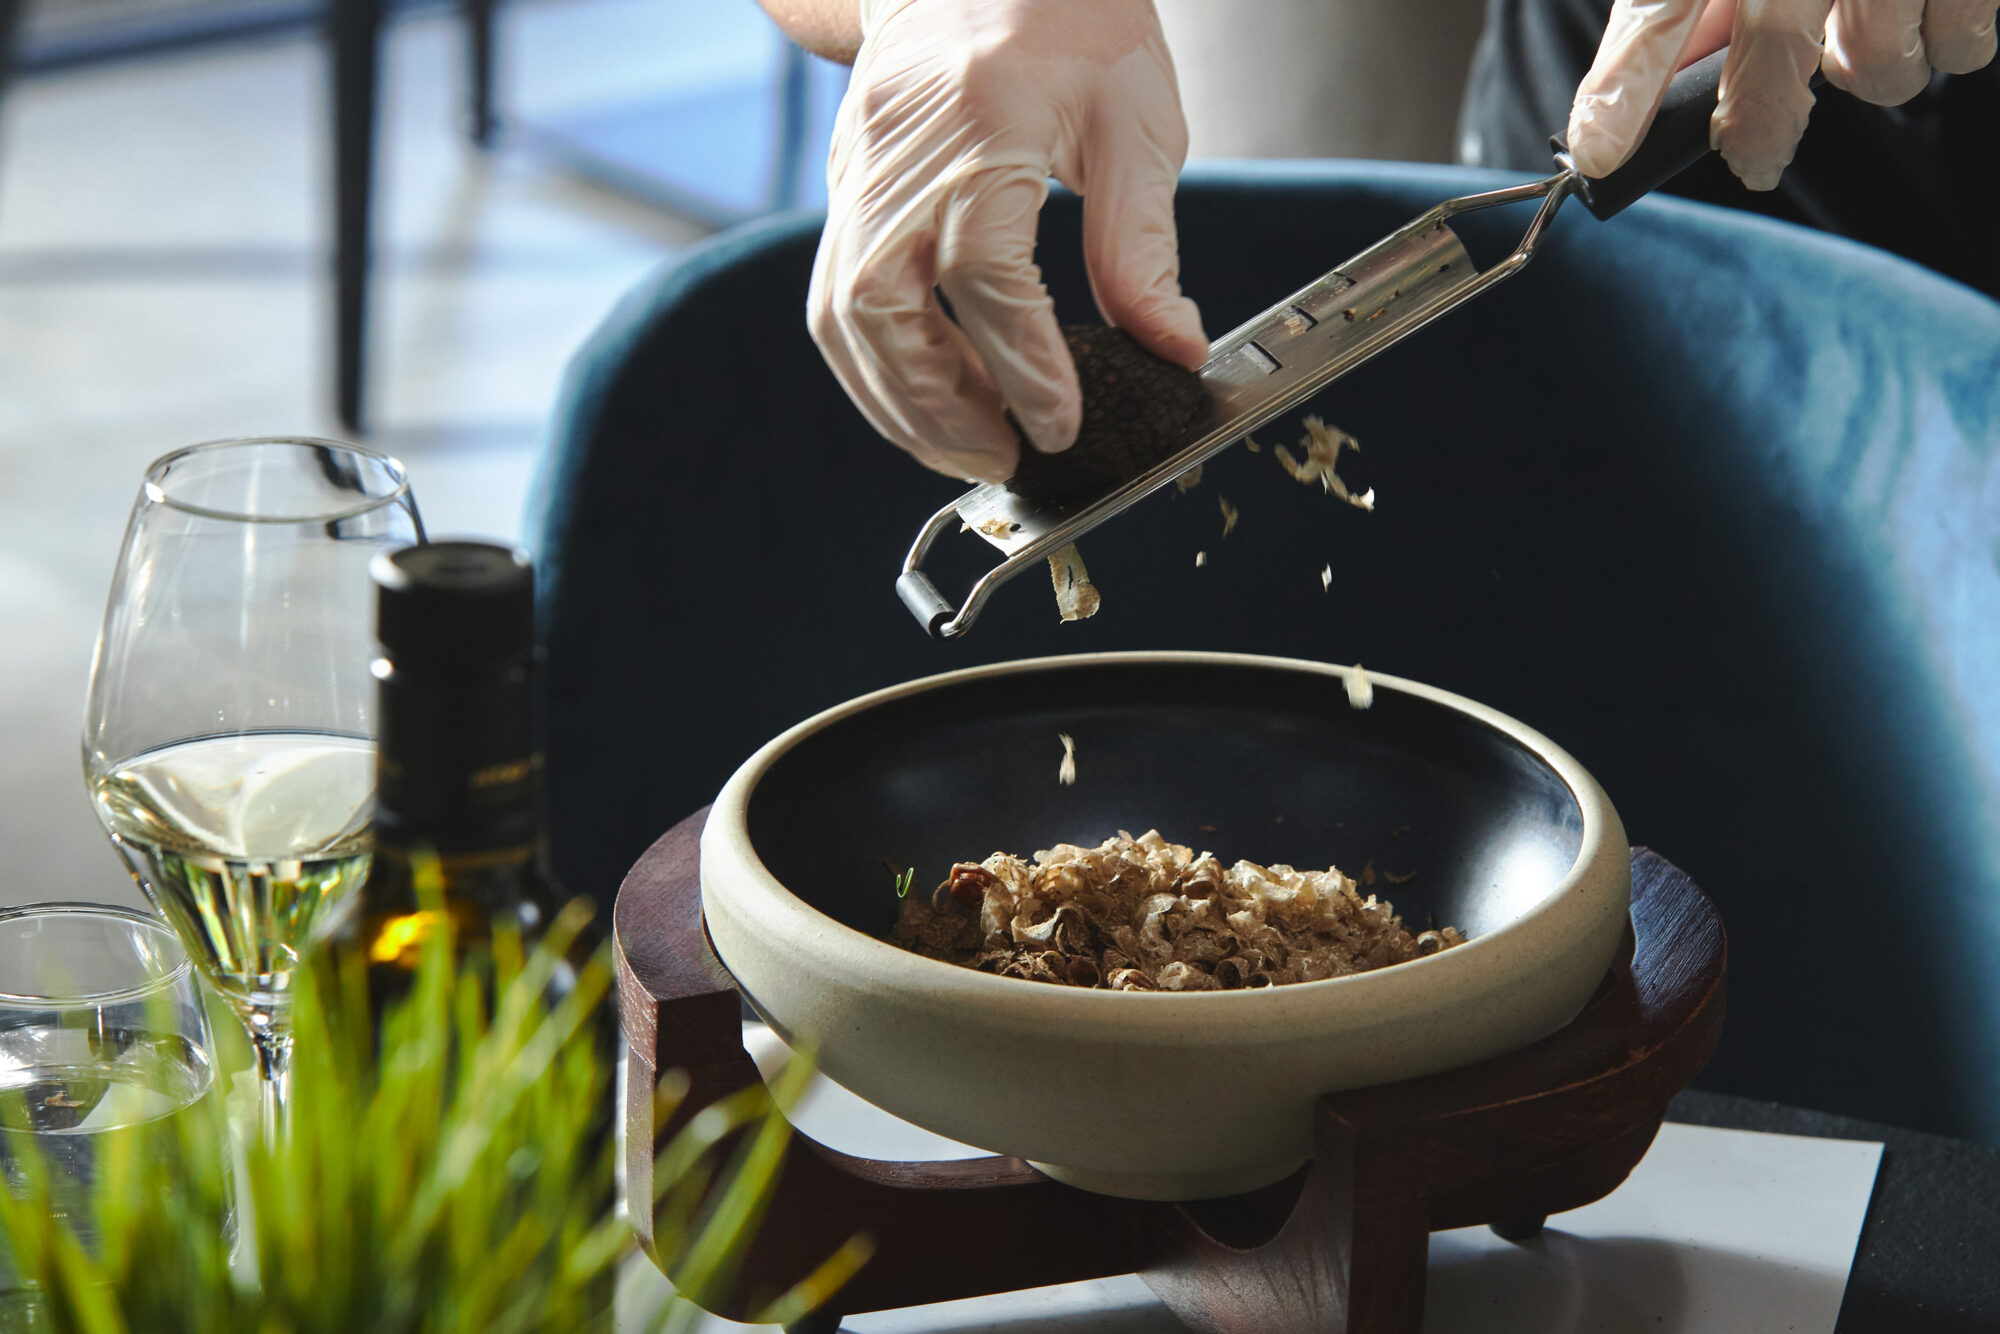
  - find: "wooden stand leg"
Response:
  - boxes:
[1140,1120,1431,1334]
[1342,1161,1433,1333]
[615,815,1726,1333]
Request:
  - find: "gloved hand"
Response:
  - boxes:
[808,0,1210,483]
[1567,0,1999,192]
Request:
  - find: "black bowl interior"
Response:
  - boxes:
[745,659,1587,945]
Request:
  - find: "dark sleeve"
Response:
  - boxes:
[1456,0,1611,172]
[1457,0,2000,300]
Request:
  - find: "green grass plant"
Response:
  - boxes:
[0,890,862,1332]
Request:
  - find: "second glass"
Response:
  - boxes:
[0,903,228,1320]
[81,437,424,1141]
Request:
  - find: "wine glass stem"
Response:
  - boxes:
[250,1024,294,1145]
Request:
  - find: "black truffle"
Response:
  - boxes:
[1006,325,1204,509]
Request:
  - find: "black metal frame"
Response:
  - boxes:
[330,0,383,433]
[0,0,21,141]
[0,0,491,435]
[330,0,496,431]
[4,0,445,73]
[2,0,812,436]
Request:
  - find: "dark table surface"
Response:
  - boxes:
[1668,1089,2000,1332]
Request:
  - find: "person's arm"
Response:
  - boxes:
[754,0,863,65]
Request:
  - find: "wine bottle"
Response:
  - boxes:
[352,541,566,985]
[350,541,615,1329]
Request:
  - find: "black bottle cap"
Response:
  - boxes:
[372,541,532,664]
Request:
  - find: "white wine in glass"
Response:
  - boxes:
[82,438,424,1142]
[90,732,376,1001]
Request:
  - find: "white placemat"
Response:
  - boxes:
[622,1028,1882,1333]
[1420,1120,1882,1332]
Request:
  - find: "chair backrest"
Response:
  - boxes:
[529,160,2000,1146]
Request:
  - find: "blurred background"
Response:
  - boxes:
[0,0,1487,913]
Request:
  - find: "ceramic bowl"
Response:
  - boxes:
[701,652,1629,1200]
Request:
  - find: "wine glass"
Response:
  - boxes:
[82,438,424,1142]
[0,903,229,1319]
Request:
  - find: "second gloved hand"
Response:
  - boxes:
[1567,0,1998,193]
[809,0,1210,483]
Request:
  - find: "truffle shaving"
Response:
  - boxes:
[1276,416,1375,511]
[890,830,1462,990]
[1345,664,1375,710]
[1048,544,1101,622]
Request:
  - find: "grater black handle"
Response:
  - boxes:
[1562,48,1827,220]
[1562,49,1726,220]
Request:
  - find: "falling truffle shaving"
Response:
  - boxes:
[1048,544,1101,621]
[1345,664,1375,710]
[1276,416,1375,511]
[890,830,1462,990]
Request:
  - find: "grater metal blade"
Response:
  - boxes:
[896,168,1576,640]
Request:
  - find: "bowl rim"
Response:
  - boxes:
[703,650,1623,1021]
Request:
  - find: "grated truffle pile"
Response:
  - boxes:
[890,830,1461,991]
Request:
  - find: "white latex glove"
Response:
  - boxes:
[1567,0,1999,192]
[808,0,1210,483]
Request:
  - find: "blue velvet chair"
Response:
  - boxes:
[527,161,2000,1147]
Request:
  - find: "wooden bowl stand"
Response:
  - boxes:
[615,809,1725,1333]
